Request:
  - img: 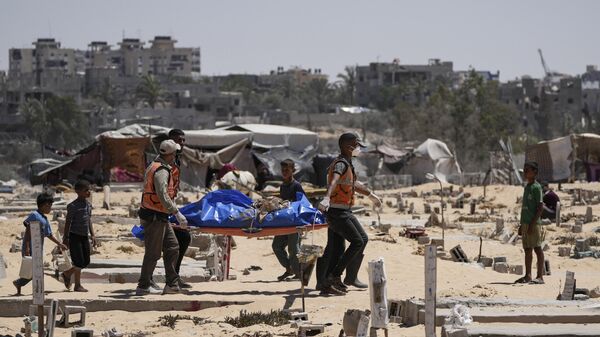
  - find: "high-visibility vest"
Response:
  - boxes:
[327,157,356,209]
[172,164,180,193]
[140,161,177,214]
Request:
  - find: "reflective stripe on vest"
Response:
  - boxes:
[140,161,177,214]
[327,157,355,209]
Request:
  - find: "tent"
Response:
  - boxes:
[220,124,319,152]
[399,139,461,184]
[525,133,600,182]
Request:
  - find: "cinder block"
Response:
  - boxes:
[493,256,507,264]
[61,305,86,327]
[417,236,431,245]
[493,262,509,273]
[558,246,571,257]
[479,257,493,267]
[291,312,308,322]
[509,265,524,275]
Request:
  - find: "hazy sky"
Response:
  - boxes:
[1,0,598,81]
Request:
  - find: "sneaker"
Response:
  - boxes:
[150,280,161,290]
[178,279,192,289]
[162,284,181,295]
[135,286,162,296]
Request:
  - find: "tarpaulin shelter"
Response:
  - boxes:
[398,138,461,184]
[525,133,600,182]
[220,124,319,152]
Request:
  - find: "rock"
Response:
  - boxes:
[590,287,600,298]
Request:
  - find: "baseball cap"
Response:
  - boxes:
[339,132,366,148]
[159,139,181,155]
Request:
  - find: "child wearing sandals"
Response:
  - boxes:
[62,180,97,292]
[515,162,545,285]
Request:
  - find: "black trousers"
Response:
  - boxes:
[174,229,191,274]
[317,208,368,281]
[69,233,91,269]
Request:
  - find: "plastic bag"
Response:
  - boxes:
[444,304,473,327]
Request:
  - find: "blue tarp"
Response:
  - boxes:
[132,190,325,239]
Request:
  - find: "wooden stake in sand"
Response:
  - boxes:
[30,221,45,337]
[425,244,437,337]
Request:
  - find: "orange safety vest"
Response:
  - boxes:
[172,164,180,193]
[327,157,356,209]
[140,161,178,214]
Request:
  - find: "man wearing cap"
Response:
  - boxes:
[317,132,382,295]
[168,129,192,289]
[136,139,189,295]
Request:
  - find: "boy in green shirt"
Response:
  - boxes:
[515,161,545,284]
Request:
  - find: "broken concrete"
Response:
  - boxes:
[0,297,252,317]
[443,323,600,337]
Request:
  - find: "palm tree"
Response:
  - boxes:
[337,65,357,105]
[136,75,165,109]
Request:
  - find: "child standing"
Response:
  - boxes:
[62,180,97,292]
[515,162,546,285]
[272,159,305,281]
[13,193,68,295]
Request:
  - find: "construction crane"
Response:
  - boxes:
[538,48,567,87]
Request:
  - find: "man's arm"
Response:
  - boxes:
[154,169,179,214]
[63,208,72,244]
[325,173,341,199]
[48,234,68,251]
[354,180,371,196]
[528,185,544,234]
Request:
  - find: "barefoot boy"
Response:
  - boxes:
[13,193,68,295]
[62,180,97,292]
[515,161,545,284]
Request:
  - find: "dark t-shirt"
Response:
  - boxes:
[280,179,305,202]
[66,198,92,236]
[543,190,560,211]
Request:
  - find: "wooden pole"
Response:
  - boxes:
[30,221,45,337]
[425,244,437,337]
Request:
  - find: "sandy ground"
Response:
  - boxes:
[0,183,599,336]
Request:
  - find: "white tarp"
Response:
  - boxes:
[403,138,461,184]
[184,129,252,149]
[221,124,319,152]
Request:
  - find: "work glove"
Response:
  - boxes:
[175,211,188,228]
[369,194,382,209]
[318,197,330,212]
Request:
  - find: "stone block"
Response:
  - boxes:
[61,305,86,327]
[575,239,590,252]
[479,257,493,267]
[572,224,583,233]
[494,262,509,273]
[493,256,507,264]
[590,286,600,298]
[558,246,571,257]
[430,238,444,247]
[585,206,593,223]
[418,236,431,245]
[495,218,504,233]
[509,265,524,275]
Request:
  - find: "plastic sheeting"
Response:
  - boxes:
[170,190,325,229]
[402,138,461,184]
